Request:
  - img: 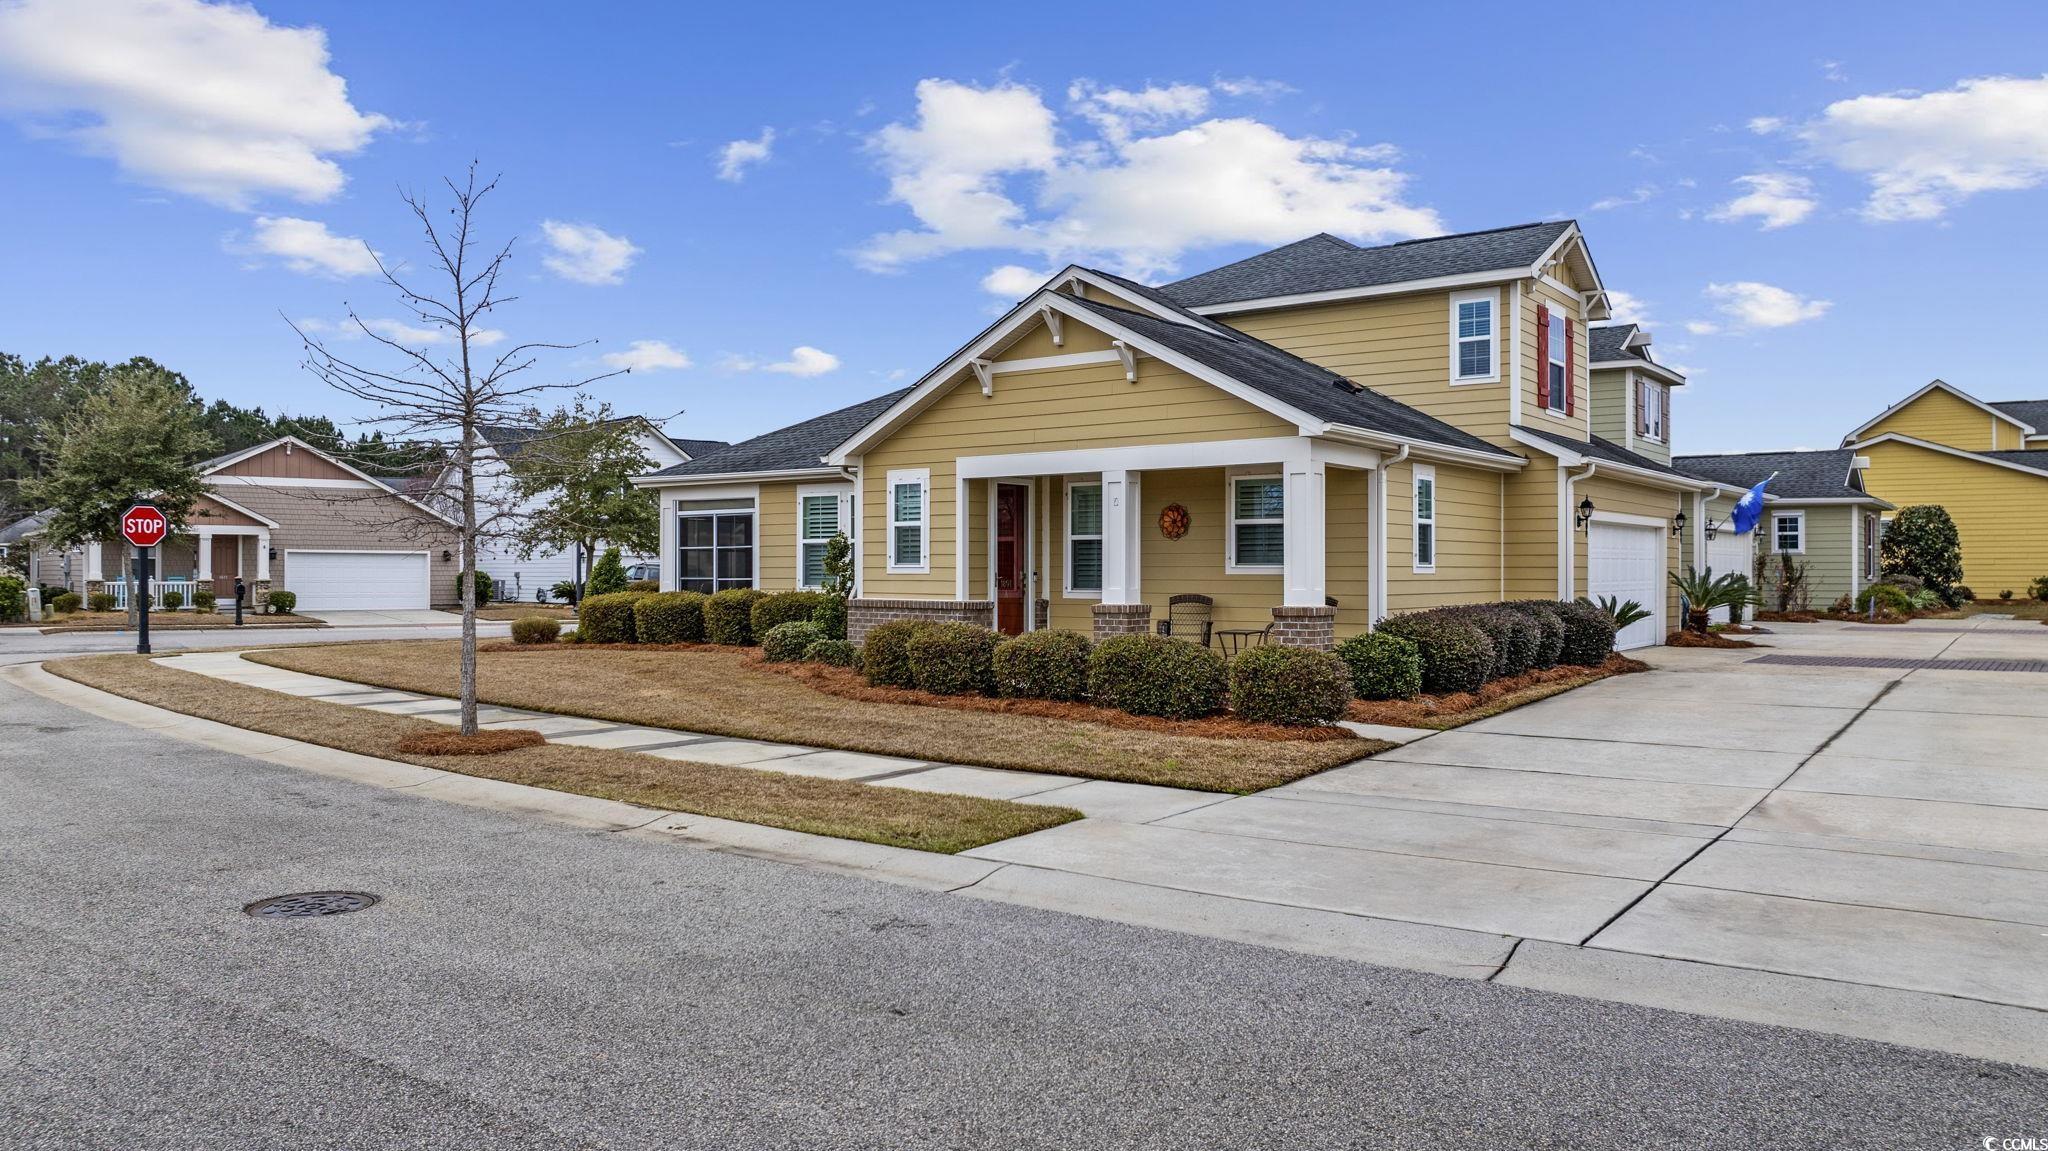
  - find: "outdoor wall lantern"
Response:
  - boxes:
[1575,497,1595,531]
[268,547,278,561]
[1670,509,1688,538]
[441,549,453,562]
[1704,519,1720,542]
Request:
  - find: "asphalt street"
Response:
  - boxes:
[2,672,2044,1150]
[0,621,505,666]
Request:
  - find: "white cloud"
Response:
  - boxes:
[1709,173,1818,229]
[1747,116,1787,135]
[601,339,691,372]
[1820,59,1846,83]
[1797,75,2048,221]
[0,0,389,209]
[1603,290,1653,326]
[715,127,774,182]
[1684,320,1721,336]
[1212,76,1295,100]
[538,220,640,285]
[979,264,1049,297]
[765,346,839,377]
[247,216,378,276]
[362,317,504,347]
[1704,281,1831,329]
[856,77,1441,280]
[1589,185,1657,211]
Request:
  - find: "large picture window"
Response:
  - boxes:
[1413,465,1437,572]
[1066,482,1102,593]
[887,469,928,573]
[798,492,843,589]
[1228,475,1285,571]
[1450,289,1496,382]
[676,499,754,594]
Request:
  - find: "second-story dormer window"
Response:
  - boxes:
[1450,289,1496,382]
[1638,378,1667,441]
[1546,311,1570,412]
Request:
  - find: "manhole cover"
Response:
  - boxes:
[244,891,380,919]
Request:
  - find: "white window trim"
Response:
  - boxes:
[673,496,760,594]
[1772,511,1805,555]
[1224,472,1285,574]
[795,483,850,590]
[1641,381,1667,443]
[1412,463,1437,574]
[1545,309,1570,413]
[885,468,929,574]
[1448,288,1499,384]
[1063,479,1103,599]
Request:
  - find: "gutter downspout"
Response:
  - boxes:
[837,464,862,599]
[1372,445,1410,629]
[1564,461,1597,599]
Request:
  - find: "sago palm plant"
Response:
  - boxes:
[1669,564,1756,634]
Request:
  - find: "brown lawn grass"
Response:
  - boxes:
[244,641,1381,792]
[1960,600,2048,621]
[1348,654,1647,731]
[12,611,321,633]
[47,654,1076,853]
[473,604,578,621]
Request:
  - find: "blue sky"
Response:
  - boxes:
[1,0,2044,455]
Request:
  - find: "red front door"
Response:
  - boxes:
[995,483,1028,635]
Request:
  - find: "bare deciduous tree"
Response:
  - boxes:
[291,165,620,734]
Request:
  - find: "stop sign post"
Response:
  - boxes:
[121,502,169,654]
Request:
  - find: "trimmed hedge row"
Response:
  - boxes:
[579,591,647,643]
[1374,599,1615,696]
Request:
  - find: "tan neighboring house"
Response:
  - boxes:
[638,221,1715,651]
[9,435,461,611]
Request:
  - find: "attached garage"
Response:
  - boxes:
[1588,520,1664,650]
[284,550,431,611]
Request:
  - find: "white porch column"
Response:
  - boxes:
[954,473,970,600]
[255,529,271,581]
[1100,468,1138,605]
[1282,460,1327,607]
[196,529,214,581]
[84,540,104,582]
[1367,467,1387,629]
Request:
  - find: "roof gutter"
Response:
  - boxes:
[630,466,844,490]
[1321,424,1525,472]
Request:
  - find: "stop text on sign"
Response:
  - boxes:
[121,504,169,548]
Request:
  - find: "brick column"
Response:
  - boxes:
[847,598,994,647]
[1091,602,1152,642]
[1270,605,1336,650]
[1032,599,1050,630]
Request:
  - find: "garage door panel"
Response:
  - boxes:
[286,551,429,611]
[1589,522,1663,650]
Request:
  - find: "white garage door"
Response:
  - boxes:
[286,551,429,611]
[1705,531,1754,624]
[1588,521,1663,650]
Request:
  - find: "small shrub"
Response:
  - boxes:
[803,638,859,667]
[88,591,117,613]
[752,590,827,637]
[550,579,578,603]
[1504,601,1566,668]
[1828,593,1854,614]
[0,574,26,622]
[266,590,297,614]
[1086,634,1228,719]
[192,588,217,613]
[454,570,495,605]
[862,620,935,687]
[579,591,646,642]
[1908,587,1943,612]
[1552,600,1617,667]
[1879,506,1963,599]
[2031,576,2048,602]
[1229,645,1353,726]
[161,590,184,610]
[1952,585,1975,605]
[705,588,765,645]
[1456,606,1538,678]
[1333,632,1422,700]
[906,622,1000,695]
[762,620,826,662]
[1855,583,1913,617]
[626,579,659,594]
[510,615,559,644]
[2000,589,2014,601]
[634,591,707,644]
[811,595,848,641]
[1376,613,1496,694]
[992,630,1092,701]
[585,547,628,597]
[53,591,84,613]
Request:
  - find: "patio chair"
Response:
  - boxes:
[1154,593,1214,646]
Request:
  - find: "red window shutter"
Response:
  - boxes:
[1534,303,1551,410]
[1563,319,1576,415]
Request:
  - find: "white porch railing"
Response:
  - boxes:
[103,578,204,610]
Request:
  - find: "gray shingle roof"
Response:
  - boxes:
[1514,426,1690,479]
[1990,400,2048,431]
[1673,449,1885,502]
[645,388,914,478]
[671,438,731,459]
[0,511,49,545]
[1978,449,2048,473]
[1058,294,1518,459]
[1159,221,1576,309]
[1588,324,1646,364]
[479,417,704,461]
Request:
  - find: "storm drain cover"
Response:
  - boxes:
[244,891,380,919]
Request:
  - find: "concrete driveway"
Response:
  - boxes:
[965,614,2048,1065]
[299,609,468,626]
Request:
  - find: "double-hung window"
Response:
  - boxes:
[887,470,928,573]
[1546,311,1570,412]
[1450,290,1496,382]
[1066,481,1102,593]
[1641,381,1667,441]
[1228,475,1285,571]
[1413,465,1437,572]
[798,491,844,589]
[1773,512,1804,555]
[676,499,755,594]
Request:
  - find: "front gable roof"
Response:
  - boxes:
[1673,448,1888,502]
[1587,323,1685,386]
[1157,221,1607,316]
[1513,425,1704,491]
[641,388,912,481]
[1851,432,2048,481]
[1990,399,2048,436]
[479,416,704,464]
[1845,379,2032,443]
[200,435,460,526]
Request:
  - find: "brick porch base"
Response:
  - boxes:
[847,597,994,646]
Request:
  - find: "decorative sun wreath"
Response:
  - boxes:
[1158,503,1191,540]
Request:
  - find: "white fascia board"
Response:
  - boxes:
[195,490,282,530]
[1056,267,1213,330]
[1533,224,1608,306]
[1508,427,1708,492]
[1320,424,1525,472]
[1851,432,2048,479]
[631,466,842,490]
[1846,380,2034,440]
[1184,268,1529,317]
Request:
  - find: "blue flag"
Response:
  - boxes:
[1730,472,1776,535]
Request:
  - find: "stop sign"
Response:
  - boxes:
[121,502,169,548]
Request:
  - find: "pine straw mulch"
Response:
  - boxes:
[1346,654,1649,731]
[1665,630,1762,649]
[395,729,546,755]
[1754,611,1821,623]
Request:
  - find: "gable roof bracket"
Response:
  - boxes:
[1110,339,1138,383]
[1039,305,1063,347]
[970,358,995,398]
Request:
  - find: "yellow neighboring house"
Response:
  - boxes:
[637,222,1714,650]
[1844,379,2048,595]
